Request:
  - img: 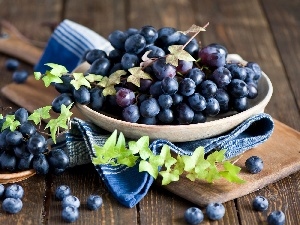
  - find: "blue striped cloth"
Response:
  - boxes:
[34,19,113,73]
[37,20,274,208]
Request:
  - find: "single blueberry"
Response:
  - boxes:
[184,207,204,225]
[206,202,225,220]
[4,184,24,199]
[87,195,103,210]
[2,197,23,214]
[55,185,71,201]
[245,156,264,174]
[267,210,285,225]
[252,196,269,211]
[62,195,80,208]
[5,59,19,71]
[62,205,79,223]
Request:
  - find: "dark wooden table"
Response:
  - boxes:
[0,0,299,224]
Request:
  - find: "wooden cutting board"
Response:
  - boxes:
[1,77,300,206]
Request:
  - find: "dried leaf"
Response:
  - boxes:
[179,23,208,35]
[103,85,116,96]
[107,70,127,86]
[168,45,196,62]
[166,54,179,67]
[141,50,152,61]
[127,67,152,87]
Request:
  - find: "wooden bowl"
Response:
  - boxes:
[75,54,273,142]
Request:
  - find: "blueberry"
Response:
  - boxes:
[2,197,23,214]
[245,156,264,174]
[206,202,225,220]
[267,210,285,225]
[62,195,80,208]
[62,205,79,223]
[184,207,204,225]
[47,148,70,172]
[0,184,5,198]
[4,184,24,199]
[55,185,71,201]
[87,195,103,210]
[5,59,19,71]
[12,70,29,84]
[252,196,268,211]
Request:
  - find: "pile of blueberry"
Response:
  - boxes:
[55,185,103,223]
[0,108,69,174]
[51,25,262,125]
[5,58,29,84]
[0,184,24,214]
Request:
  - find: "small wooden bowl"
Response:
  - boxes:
[0,169,36,184]
[76,55,273,142]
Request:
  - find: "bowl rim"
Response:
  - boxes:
[76,72,273,136]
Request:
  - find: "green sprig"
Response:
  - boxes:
[92,130,245,185]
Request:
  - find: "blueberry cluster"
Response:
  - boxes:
[52,25,262,125]
[0,184,24,214]
[184,202,225,224]
[184,197,285,224]
[55,185,103,223]
[0,108,69,174]
[5,58,29,84]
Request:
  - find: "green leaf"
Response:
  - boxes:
[181,147,205,172]
[28,106,52,125]
[219,161,246,184]
[85,74,103,83]
[139,160,159,179]
[44,63,68,76]
[159,145,177,170]
[206,149,226,164]
[160,169,180,185]
[128,67,152,87]
[1,115,20,131]
[34,72,42,80]
[70,73,91,90]
[206,165,221,183]
[60,104,73,120]
[42,71,63,87]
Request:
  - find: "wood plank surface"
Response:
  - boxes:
[0,0,299,224]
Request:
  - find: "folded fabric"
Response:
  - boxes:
[51,113,274,208]
[34,19,113,73]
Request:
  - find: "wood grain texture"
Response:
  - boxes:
[47,164,138,225]
[0,0,299,224]
[261,0,300,123]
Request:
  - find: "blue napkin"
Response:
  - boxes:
[37,20,275,208]
[34,19,113,73]
[51,113,274,208]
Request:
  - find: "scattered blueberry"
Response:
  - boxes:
[4,184,24,199]
[5,59,19,71]
[184,207,204,225]
[267,210,285,225]
[252,196,269,211]
[12,70,29,84]
[245,156,264,174]
[0,184,5,198]
[62,205,79,223]
[62,195,80,208]
[206,202,225,221]
[55,185,71,201]
[2,197,23,214]
[87,195,103,210]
